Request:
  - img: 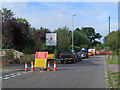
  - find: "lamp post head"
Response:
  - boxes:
[72,14,75,16]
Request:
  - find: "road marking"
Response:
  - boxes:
[16,73,21,75]
[2,71,33,81]
[4,75,10,77]
[9,73,15,75]
[3,77,11,80]
[10,75,16,78]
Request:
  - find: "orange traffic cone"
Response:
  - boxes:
[47,62,51,71]
[31,61,35,71]
[25,62,28,71]
[54,61,57,71]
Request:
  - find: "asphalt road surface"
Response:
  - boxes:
[2,55,106,88]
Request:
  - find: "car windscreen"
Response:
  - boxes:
[61,50,72,54]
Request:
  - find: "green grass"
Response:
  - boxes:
[108,72,120,89]
[106,55,120,64]
[108,71,114,88]
[112,74,120,88]
[111,72,120,75]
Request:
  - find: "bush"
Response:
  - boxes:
[5,49,14,60]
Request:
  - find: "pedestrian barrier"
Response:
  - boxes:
[31,61,35,71]
[47,62,51,71]
[25,62,28,71]
[53,61,57,71]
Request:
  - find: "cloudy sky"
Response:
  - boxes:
[2,2,118,43]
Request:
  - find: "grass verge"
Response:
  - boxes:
[106,55,120,64]
[111,72,120,89]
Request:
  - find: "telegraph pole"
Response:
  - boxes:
[108,16,110,58]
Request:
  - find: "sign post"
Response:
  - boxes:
[46,33,57,59]
[34,52,48,71]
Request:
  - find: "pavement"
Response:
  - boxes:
[108,64,119,72]
[2,55,106,88]
[1,64,25,75]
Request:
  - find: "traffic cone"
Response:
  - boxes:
[31,61,35,71]
[25,62,28,71]
[47,62,51,71]
[53,61,57,71]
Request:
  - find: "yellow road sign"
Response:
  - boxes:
[34,59,47,68]
[34,52,48,68]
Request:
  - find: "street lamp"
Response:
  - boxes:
[72,14,75,50]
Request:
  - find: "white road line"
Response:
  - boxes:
[10,75,16,78]
[3,77,11,80]
[9,73,15,75]
[4,75,10,77]
[16,73,21,75]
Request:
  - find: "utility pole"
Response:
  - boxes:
[108,16,110,58]
[72,14,75,50]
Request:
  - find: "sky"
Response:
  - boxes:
[2,2,118,43]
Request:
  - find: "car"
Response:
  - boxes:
[76,52,82,61]
[88,52,93,56]
[59,50,77,64]
[80,51,86,58]
[80,50,89,58]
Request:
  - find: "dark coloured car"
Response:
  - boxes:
[59,50,77,64]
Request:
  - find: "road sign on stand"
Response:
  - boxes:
[34,52,48,68]
[46,33,57,46]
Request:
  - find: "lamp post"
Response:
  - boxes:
[72,14,75,50]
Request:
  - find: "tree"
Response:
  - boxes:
[81,27,102,46]
[31,27,51,52]
[2,8,14,23]
[2,8,31,52]
[73,28,91,49]
[54,27,71,50]
[2,17,30,51]
[103,30,119,55]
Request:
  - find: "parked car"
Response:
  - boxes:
[76,52,82,61]
[59,50,77,64]
[88,52,93,56]
[80,50,89,58]
[80,51,86,58]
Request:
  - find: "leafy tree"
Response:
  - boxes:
[2,8,14,22]
[33,27,51,43]
[54,27,71,50]
[29,27,36,35]
[103,30,119,54]
[81,27,102,46]
[73,28,91,49]
[2,8,31,52]
[2,18,30,51]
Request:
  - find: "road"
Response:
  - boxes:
[2,55,106,88]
